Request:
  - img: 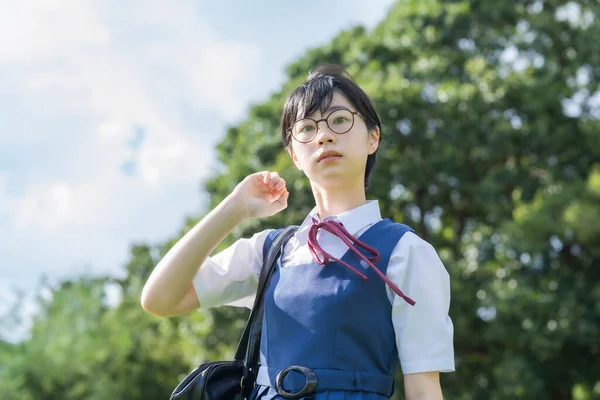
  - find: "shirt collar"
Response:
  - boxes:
[296,200,382,238]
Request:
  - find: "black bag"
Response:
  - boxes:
[170,226,298,400]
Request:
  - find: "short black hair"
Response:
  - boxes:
[280,64,382,188]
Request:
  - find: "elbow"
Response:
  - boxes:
[140,286,190,318]
[140,292,153,314]
[140,291,155,315]
[140,286,166,318]
[140,279,197,318]
[141,298,169,318]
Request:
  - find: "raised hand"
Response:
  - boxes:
[231,171,289,219]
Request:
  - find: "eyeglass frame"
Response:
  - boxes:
[286,107,364,144]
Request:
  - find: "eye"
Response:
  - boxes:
[331,116,349,124]
[328,109,354,126]
[299,124,315,132]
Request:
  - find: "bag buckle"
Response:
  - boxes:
[275,365,318,399]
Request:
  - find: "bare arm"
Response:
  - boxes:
[140,171,288,317]
[404,372,443,400]
[141,195,248,317]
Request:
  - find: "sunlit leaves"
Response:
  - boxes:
[2,1,599,399]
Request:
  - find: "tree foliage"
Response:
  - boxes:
[2,1,599,399]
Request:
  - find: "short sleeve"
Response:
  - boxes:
[387,232,455,374]
[192,229,273,309]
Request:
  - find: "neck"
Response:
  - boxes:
[311,178,367,219]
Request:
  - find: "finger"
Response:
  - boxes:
[267,186,283,202]
[275,188,289,207]
[268,172,280,187]
[274,178,286,191]
[261,171,270,185]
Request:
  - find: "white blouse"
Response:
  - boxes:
[192,200,455,374]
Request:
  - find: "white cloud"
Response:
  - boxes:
[0,0,261,309]
[0,1,109,63]
[0,0,399,342]
[0,0,261,123]
[13,182,76,232]
[0,0,262,236]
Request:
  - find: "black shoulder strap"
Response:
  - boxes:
[233,225,298,361]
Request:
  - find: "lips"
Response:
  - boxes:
[318,150,342,162]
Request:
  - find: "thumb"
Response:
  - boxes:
[274,188,289,209]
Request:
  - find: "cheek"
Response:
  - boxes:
[347,130,372,153]
[292,144,314,166]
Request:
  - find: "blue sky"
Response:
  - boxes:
[0,0,396,340]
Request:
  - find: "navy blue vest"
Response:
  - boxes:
[252,219,415,399]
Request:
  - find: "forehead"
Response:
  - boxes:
[297,91,354,120]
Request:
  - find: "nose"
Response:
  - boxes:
[315,120,336,145]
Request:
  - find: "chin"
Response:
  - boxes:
[311,174,356,189]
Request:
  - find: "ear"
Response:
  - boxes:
[287,145,303,171]
[368,126,380,155]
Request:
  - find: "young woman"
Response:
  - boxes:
[141,64,455,399]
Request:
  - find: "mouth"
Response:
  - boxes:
[318,151,342,162]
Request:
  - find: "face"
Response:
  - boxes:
[287,91,380,188]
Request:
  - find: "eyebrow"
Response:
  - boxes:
[297,104,351,120]
[322,105,350,114]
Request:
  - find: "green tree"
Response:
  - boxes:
[2,1,599,399]
[204,1,600,398]
[0,247,191,400]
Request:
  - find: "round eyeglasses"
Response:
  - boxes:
[288,108,362,143]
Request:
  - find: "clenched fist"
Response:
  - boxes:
[231,171,289,219]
